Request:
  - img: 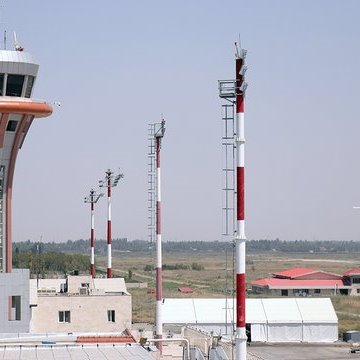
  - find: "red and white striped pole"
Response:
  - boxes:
[106,169,112,278]
[235,44,247,360]
[90,190,95,278]
[155,119,165,353]
[85,189,102,278]
[98,169,123,278]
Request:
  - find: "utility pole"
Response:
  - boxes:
[84,189,103,278]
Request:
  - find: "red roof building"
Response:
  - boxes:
[178,287,193,294]
[343,268,360,276]
[252,267,359,297]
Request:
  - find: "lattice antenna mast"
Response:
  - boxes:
[219,41,248,360]
[84,189,103,278]
[148,124,156,244]
[153,117,165,354]
[99,169,124,278]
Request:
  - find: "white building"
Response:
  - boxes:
[162,298,338,343]
[30,275,132,333]
[0,269,30,333]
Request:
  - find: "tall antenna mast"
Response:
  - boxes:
[153,117,165,354]
[219,42,248,360]
[84,189,103,278]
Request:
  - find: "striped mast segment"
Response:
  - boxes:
[235,43,248,360]
[99,169,123,278]
[84,189,103,278]
[154,118,165,353]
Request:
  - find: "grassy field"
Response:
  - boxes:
[95,249,360,335]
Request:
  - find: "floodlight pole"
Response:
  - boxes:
[99,169,124,278]
[84,189,103,278]
[218,41,248,360]
[154,118,166,353]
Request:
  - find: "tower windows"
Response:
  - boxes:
[6,120,18,132]
[0,74,4,96]
[25,76,34,98]
[6,75,25,97]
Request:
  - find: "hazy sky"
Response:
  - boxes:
[3,1,360,243]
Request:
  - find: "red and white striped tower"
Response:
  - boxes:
[84,189,102,278]
[155,118,165,353]
[235,43,247,360]
[107,170,112,278]
[99,169,123,278]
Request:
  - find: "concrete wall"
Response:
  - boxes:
[31,294,131,333]
[0,269,30,333]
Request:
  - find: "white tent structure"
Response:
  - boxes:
[162,298,338,343]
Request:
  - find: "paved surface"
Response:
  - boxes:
[248,344,359,360]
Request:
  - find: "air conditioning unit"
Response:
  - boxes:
[79,287,88,295]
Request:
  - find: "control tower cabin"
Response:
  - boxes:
[0,49,52,273]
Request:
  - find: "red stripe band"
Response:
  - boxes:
[156,201,161,234]
[107,221,111,244]
[156,138,161,168]
[156,267,162,301]
[237,167,244,220]
[91,229,94,247]
[236,96,244,113]
[236,273,246,328]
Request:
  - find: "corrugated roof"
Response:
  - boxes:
[343,267,360,276]
[0,344,156,360]
[252,278,346,288]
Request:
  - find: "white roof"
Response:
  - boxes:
[246,299,267,324]
[0,344,156,360]
[93,278,129,294]
[261,298,303,323]
[162,298,338,325]
[295,298,338,323]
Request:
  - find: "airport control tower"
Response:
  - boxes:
[0,45,52,273]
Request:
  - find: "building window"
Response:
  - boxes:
[357,289,360,294]
[58,311,71,323]
[107,310,115,322]
[6,74,25,97]
[353,277,360,284]
[6,120,18,132]
[314,289,321,294]
[25,76,34,98]
[9,296,21,321]
[281,290,288,296]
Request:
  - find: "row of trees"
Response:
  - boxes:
[13,238,360,254]
[12,251,89,277]
[144,263,204,271]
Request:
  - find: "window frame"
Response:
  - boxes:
[58,310,71,323]
[107,310,116,323]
